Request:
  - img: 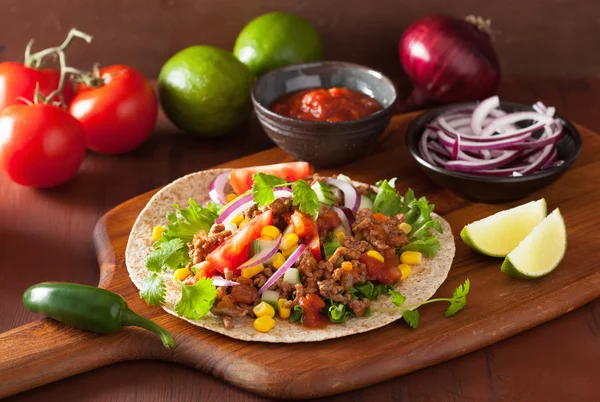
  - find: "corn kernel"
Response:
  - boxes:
[366,250,385,263]
[260,225,281,241]
[397,222,412,234]
[174,267,192,281]
[333,229,346,243]
[400,251,422,265]
[231,214,244,226]
[253,301,276,318]
[226,193,237,203]
[281,243,299,257]
[239,217,251,228]
[398,264,412,280]
[152,226,164,241]
[254,315,275,333]
[272,252,286,269]
[278,298,291,319]
[280,233,299,251]
[341,261,353,272]
[241,264,265,279]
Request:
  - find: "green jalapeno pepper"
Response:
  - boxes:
[23,282,176,349]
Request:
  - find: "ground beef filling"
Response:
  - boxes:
[189,225,231,264]
[352,209,408,252]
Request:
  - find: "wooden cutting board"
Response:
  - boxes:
[1,112,600,399]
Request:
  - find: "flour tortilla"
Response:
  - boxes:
[125,168,455,343]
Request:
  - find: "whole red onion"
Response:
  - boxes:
[398,15,501,112]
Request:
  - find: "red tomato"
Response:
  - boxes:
[0,104,86,188]
[230,162,311,195]
[69,65,158,155]
[206,210,273,273]
[359,249,402,285]
[0,62,73,112]
[291,211,322,260]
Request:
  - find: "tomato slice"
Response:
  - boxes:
[291,211,321,260]
[206,210,273,273]
[230,162,311,195]
[307,235,322,261]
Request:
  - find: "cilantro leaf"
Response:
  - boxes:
[292,179,319,218]
[290,305,304,323]
[174,277,217,320]
[159,199,219,245]
[373,178,402,216]
[375,279,470,328]
[446,279,470,317]
[402,310,420,329]
[252,173,286,207]
[388,288,407,307]
[146,238,188,273]
[140,273,166,306]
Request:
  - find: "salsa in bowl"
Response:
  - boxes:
[252,61,397,167]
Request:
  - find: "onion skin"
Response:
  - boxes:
[399,15,501,112]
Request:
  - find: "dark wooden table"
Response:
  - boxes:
[2,77,599,402]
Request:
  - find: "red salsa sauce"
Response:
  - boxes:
[359,248,402,285]
[298,294,329,328]
[271,87,383,123]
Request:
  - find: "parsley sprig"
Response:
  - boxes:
[376,279,471,328]
[251,173,319,217]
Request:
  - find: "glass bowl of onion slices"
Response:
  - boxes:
[405,96,582,203]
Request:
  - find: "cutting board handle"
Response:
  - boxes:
[0,319,133,398]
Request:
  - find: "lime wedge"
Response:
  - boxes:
[501,209,567,279]
[460,199,547,257]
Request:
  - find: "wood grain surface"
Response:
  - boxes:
[1,78,600,401]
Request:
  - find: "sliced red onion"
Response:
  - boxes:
[419,129,434,164]
[326,178,360,213]
[519,145,555,174]
[419,98,563,176]
[237,235,282,270]
[541,149,559,169]
[257,244,306,295]
[208,171,231,205]
[211,276,240,287]
[451,135,460,160]
[480,112,554,138]
[437,130,532,151]
[216,187,292,225]
[331,206,351,234]
[471,96,499,135]
[438,117,545,142]
[444,150,520,171]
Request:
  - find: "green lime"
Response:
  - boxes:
[460,199,547,257]
[501,209,567,279]
[233,12,323,76]
[158,46,254,136]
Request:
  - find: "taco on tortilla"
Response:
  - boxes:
[125,162,458,342]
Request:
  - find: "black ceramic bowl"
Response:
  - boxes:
[406,101,582,203]
[252,61,397,167]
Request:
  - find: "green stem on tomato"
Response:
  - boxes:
[24,28,93,69]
